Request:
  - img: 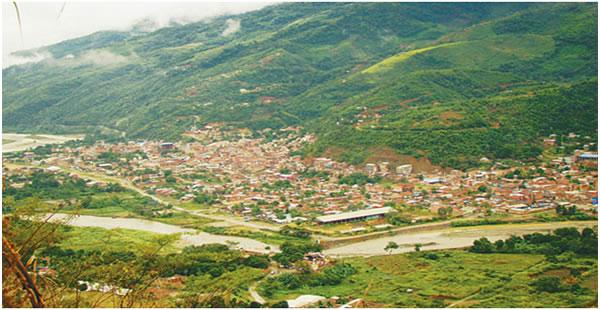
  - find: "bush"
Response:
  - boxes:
[312,263,357,286]
[468,227,597,256]
[280,226,311,239]
[270,300,289,308]
[531,276,564,293]
[469,237,494,253]
[281,274,302,289]
[338,173,381,186]
[244,255,270,269]
[272,242,322,267]
[424,253,439,260]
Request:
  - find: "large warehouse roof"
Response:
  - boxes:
[316,207,393,223]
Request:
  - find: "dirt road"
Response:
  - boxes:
[5,162,281,232]
[5,162,597,256]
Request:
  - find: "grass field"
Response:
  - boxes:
[202,225,309,245]
[259,250,598,307]
[60,205,213,229]
[57,225,180,254]
[362,42,463,74]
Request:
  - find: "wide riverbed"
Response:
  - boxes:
[50,214,278,254]
[47,214,595,257]
[324,221,598,257]
[3,133,84,153]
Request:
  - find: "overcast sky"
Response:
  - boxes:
[2,1,273,67]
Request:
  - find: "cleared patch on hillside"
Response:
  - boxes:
[398,97,422,108]
[363,146,443,173]
[439,111,464,121]
[322,146,347,159]
[362,42,463,74]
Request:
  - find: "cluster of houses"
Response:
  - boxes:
[4,127,598,230]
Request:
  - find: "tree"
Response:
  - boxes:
[437,207,453,219]
[414,243,422,252]
[424,253,438,260]
[293,260,313,274]
[273,242,322,267]
[470,237,494,253]
[270,300,289,308]
[437,207,448,218]
[2,199,177,308]
[80,196,92,209]
[384,241,399,254]
[556,205,577,216]
[493,239,505,251]
[386,213,411,226]
[244,255,270,269]
[531,276,564,293]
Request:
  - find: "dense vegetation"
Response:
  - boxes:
[469,227,598,256]
[3,2,597,169]
[4,171,124,201]
[260,227,597,307]
[261,263,357,297]
[272,241,322,267]
[5,215,270,307]
[338,173,381,186]
[3,171,165,218]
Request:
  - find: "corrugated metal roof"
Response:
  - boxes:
[579,153,598,159]
[316,207,393,223]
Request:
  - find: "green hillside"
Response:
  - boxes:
[3,3,597,168]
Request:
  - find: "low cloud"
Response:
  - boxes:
[76,50,130,66]
[221,19,240,36]
[4,49,131,68]
[3,2,273,68]
[4,51,50,67]
[128,17,161,34]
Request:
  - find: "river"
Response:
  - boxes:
[50,214,279,254]
[46,214,596,257]
[3,133,84,153]
[324,221,598,257]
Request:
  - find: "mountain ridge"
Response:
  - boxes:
[3,2,597,168]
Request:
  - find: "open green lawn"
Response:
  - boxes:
[260,250,597,307]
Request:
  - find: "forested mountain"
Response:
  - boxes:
[3,3,597,168]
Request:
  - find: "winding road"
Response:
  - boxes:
[7,162,281,232]
[6,162,598,257]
